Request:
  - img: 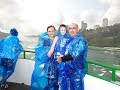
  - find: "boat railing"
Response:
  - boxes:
[86,60,120,85]
[20,50,120,85]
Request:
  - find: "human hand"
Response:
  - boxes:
[53,36,59,43]
[56,56,62,63]
[47,50,51,57]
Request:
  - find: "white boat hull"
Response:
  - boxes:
[7,59,120,90]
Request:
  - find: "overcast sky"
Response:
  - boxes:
[0,0,120,38]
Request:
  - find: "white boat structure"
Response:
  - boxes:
[7,59,120,90]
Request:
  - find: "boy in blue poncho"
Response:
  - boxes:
[47,24,71,90]
[57,23,88,90]
[0,28,23,89]
[31,25,58,90]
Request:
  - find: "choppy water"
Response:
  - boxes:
[87,46,120,83]
[88,46,120,67]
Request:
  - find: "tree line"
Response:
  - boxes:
[81,23,120,47]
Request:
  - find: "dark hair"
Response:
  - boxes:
[10,28,18,36]
[47,25,56,32]
[60,24,67,28]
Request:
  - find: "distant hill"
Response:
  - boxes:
[81,23,120,47]
[0,31,9,39]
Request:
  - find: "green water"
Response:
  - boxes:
[87,46,120,67]
[87,46,120,83]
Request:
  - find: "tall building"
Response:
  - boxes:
[94,25,100,30]
[102,18,108,27]
[81,21,87,30]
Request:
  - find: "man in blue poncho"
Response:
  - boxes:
[57,23,88,90]
[0,28,23,89]
[31,25,58,90]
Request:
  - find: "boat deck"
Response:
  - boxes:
[0,82,30,90]
[3,59,119,90]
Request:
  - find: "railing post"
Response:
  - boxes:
[86,61,88,74]
[112,69,116,81]
[23,50,26,59]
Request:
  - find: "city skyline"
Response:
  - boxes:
[0,0,120,39]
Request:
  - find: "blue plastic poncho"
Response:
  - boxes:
[1,35,23,59]
[43,28,70,90]
[0,38,6,62]
[61,34,88,90]
[0,29,23,85]
[54,27,70,57]
[0,38,6,78]
[31,32,54,90]
[35,32,51,63]
[51,27,71,90]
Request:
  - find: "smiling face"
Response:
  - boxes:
[68,23,79,37]
[60,27,67,35]
[47,26,56,39]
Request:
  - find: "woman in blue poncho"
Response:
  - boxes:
[47,24,71,90]
[0,28,23,89]
[56,23,88,90]
[31,25,58,90]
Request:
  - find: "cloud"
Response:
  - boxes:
[100,0,120,7]
[0,0,64,38]
[1,0,120,38]
[78,0,120,28]
[0,0,24,33]
[99,0,120,25]
[80,9,104,28]
[104,7,120,25]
